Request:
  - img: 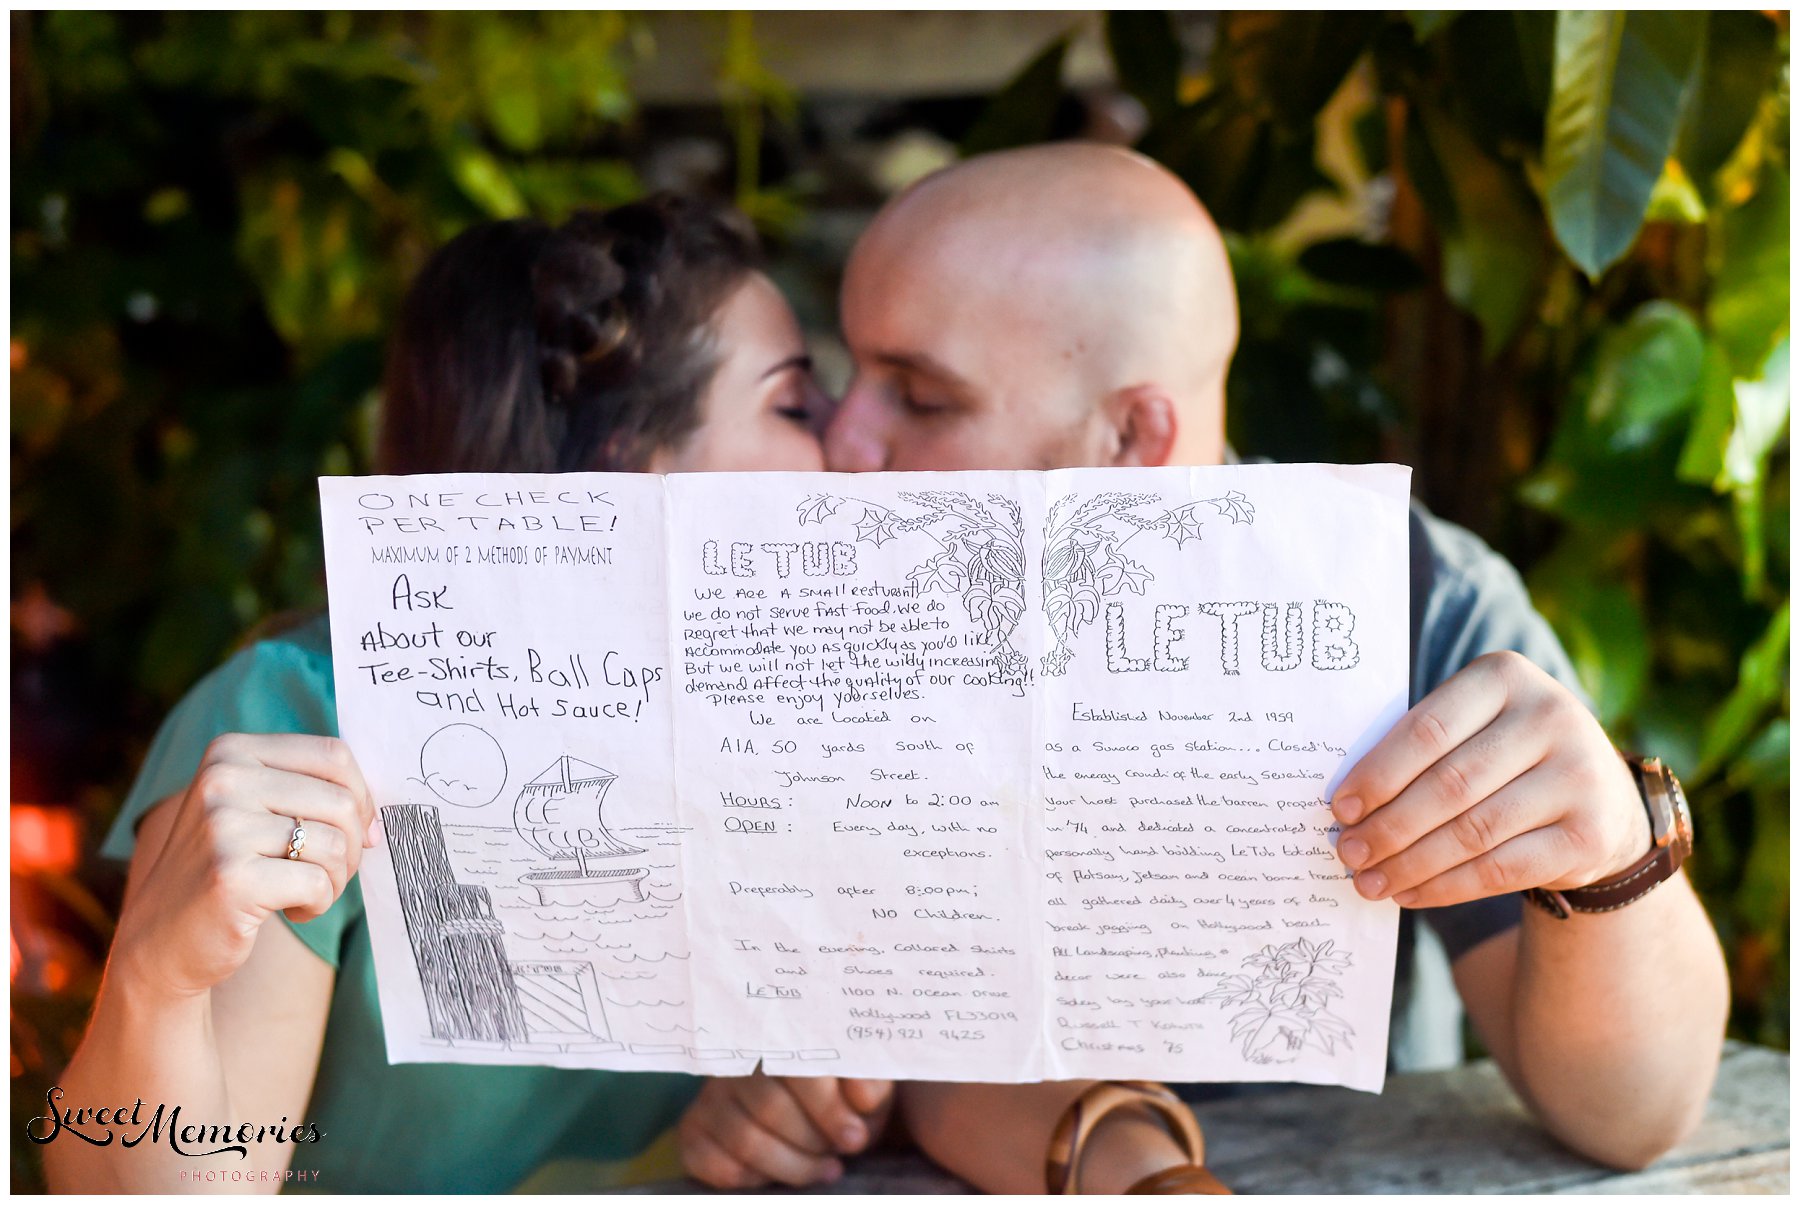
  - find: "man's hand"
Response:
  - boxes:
[677,1072,893,1189]
[1331,651,1652,907]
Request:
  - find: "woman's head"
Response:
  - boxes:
[378,193,826,476]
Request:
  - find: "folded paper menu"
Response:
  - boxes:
[320,463,1409,1090]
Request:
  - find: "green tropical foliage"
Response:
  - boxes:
[984,10,1787,1045]
[9,12,1790,1191]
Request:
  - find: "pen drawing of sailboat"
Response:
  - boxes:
[514,754,649,906]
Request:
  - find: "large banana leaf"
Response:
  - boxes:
[1544,11,1707,278]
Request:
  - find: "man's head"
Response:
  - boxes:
[825,143,1238,473]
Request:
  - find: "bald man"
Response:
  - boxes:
[675,145,1728,1193]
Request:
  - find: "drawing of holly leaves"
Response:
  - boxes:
[1040,489,1256,676]
[1202,937,1355,1061]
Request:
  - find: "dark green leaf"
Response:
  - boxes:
[1735,789,1790,927]
[1584,300,1707,446]
[1532,573,1652,729]
[1727,338,1790,597]
[447,142,527,218]
[1544,11,1707,278]
[1726,719,1790,792]
[960,35,1069,157]
[1677,12,1779,193]
[1677,341,1743,486]
[1405,102,1547,354]
[1106,12,1180,119]
[1723,338,1791,497]
[1697,601,1790,778]
[1710,161,1790,376]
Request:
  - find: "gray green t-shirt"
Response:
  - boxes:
[99,614,701,1193]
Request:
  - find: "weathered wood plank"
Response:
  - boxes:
[1559,1149,1788,1194]
[1201,1040,1788,1194]
[625,1041,1787,1194]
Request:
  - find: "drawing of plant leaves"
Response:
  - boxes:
[1039,490,1254,676]
[907,552,967,594]
[1096,551,1153,596]
[796,491,1029,683]
[853,506,898,547]
[965,579,1025,632]
[1245,943,1292,973]
[1160,505,1206,547]
[1301,1007,1354,1056]
[1200,974,1261,1007]
[1210,935,1354,1061]
[1229,1000,1306,1057]
[1293,936,1351,976]
[986,493,1024,536]
[797,494,842,525]
[1282,973,1344,1011]
[1206,490,1255,524]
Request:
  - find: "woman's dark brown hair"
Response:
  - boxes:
[377,193,761,475]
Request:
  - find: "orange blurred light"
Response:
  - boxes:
[11,804,81,874]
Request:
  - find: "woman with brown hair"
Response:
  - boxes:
[49,193,831,1193]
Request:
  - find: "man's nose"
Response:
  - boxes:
[823,384,891,473]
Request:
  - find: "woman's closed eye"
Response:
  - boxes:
[900,389,947,416]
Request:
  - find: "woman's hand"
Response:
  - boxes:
[111,733,375,1002]
[677,1072,894,1188]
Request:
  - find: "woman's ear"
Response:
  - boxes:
[1103,384,1178,468]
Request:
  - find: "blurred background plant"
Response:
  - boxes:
[11,10,1788,1190]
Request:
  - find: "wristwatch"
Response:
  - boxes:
[1523,753,1694,919]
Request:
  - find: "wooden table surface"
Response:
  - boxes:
[627,1040,1787,1194]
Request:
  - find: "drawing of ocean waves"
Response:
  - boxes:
[611,951,689,963]
[604,998,685,1008]
[440,821,692,1044]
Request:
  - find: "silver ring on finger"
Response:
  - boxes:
[286,818,307,860]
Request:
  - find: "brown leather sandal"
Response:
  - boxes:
[1046,1080,1232,1194]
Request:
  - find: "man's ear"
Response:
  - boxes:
[1103,384,1178,468]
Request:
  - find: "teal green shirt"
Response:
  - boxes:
[99,614,701,1193]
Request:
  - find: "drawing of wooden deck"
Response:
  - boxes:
[384,802,618,1050]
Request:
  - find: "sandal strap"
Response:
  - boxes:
[1046,1080,1213,1194]
[1127,1164,1235,1194]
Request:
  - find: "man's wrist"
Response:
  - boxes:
[1599,756,1657,881]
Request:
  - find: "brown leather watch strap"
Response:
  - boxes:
[1524,754,1692,918]
[1526,843,1678,917]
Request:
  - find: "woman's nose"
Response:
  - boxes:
[823,388,891,473]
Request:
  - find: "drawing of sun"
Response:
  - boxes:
[417,723,508,808]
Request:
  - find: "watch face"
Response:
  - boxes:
[1666,769,1694,858]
